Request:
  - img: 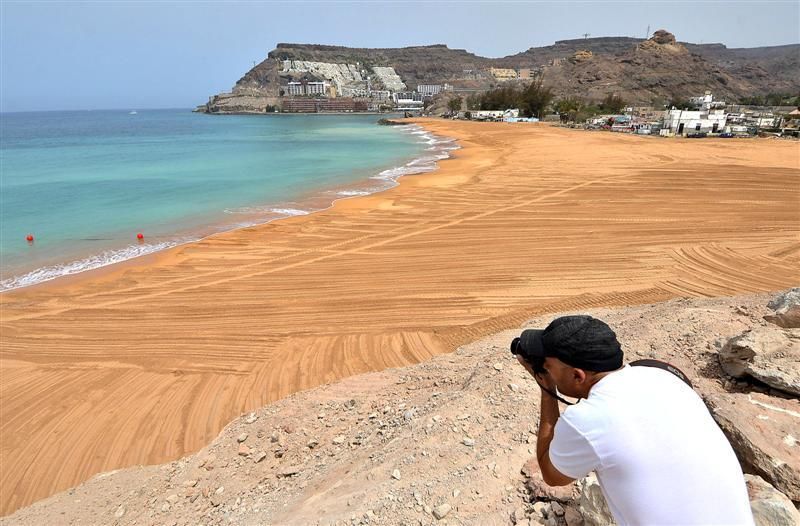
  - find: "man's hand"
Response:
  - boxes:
[516,356,556,392]
[535,370,557,393]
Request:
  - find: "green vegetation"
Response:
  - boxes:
[666,97,696,110]
[518,78,554,118]
[552,96,623,123]
[465,79,554,118]
[555,96,583,122]
[739,92,800,107]
[598,93,626,114]
[473,86,519,111]
[547,93,628,124]
[447,96,463,113]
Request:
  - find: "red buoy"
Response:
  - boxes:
[137,233,144,240]
[26,234,34,242]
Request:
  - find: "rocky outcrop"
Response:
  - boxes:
[577,474,614,526]
[202,90,281,114]
[720,327,800,396]
[573,469,800,526]
[651,29,677,45]
[568,50,593,64]
[637,30,687,54]
[765,288,800,329]
[746,474,800,526]
[707,391,800,501]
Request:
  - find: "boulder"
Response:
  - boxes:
[719,327,800,397]
[577,474,615,526]
[765,288,800,328]
[707,391,800,501]
[432,503,451,520]
[564,506,584,526]
[746,474,800,526]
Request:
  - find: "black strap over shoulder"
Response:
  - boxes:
[629,359,693,388]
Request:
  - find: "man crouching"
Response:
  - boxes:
[512,315,754,525]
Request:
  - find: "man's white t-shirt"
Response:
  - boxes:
[550,365,754,526]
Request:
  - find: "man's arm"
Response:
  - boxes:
[516,357,575,487]
[536,385,575,487]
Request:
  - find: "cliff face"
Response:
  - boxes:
[268,43,495,88]
[200,32,800,113]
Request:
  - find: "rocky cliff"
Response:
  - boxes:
[200,31,800,114]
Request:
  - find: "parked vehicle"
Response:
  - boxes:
[686,132,708,138]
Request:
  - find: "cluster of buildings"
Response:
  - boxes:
[445,90,798,140]
[275,59,550,114]
[587,92,798,138]
[282,98,369,113]
[277,59,455,113]
[280,78,454,113]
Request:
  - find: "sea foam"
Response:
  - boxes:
[0,240,188,291]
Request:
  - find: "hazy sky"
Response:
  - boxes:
[2,1,798,112]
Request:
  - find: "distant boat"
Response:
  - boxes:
[129,110,138,115]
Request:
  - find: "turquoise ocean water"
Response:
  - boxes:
[0,110,457,290]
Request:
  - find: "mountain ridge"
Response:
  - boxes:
[202,32,799,113]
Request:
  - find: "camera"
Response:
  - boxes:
[510,329,547,374]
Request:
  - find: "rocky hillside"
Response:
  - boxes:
[500,35,799,90]
[201,30,799,113]
[4,289,799,526]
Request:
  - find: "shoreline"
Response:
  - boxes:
[0,123,457,293]
[1,119,798,515]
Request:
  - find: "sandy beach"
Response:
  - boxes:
[1,120,798,515]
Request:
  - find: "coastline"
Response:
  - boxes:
[0,122,456,293]
[1,119,798,515]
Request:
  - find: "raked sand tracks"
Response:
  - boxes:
[1,120,798,515]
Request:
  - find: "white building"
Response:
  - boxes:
[286,80,331,97]
[417,84,452,98]
[393,91,423,103]
[749,113,780,128]
[470,109,519,121]
[661,108,728,135]
[689,91,726,111]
